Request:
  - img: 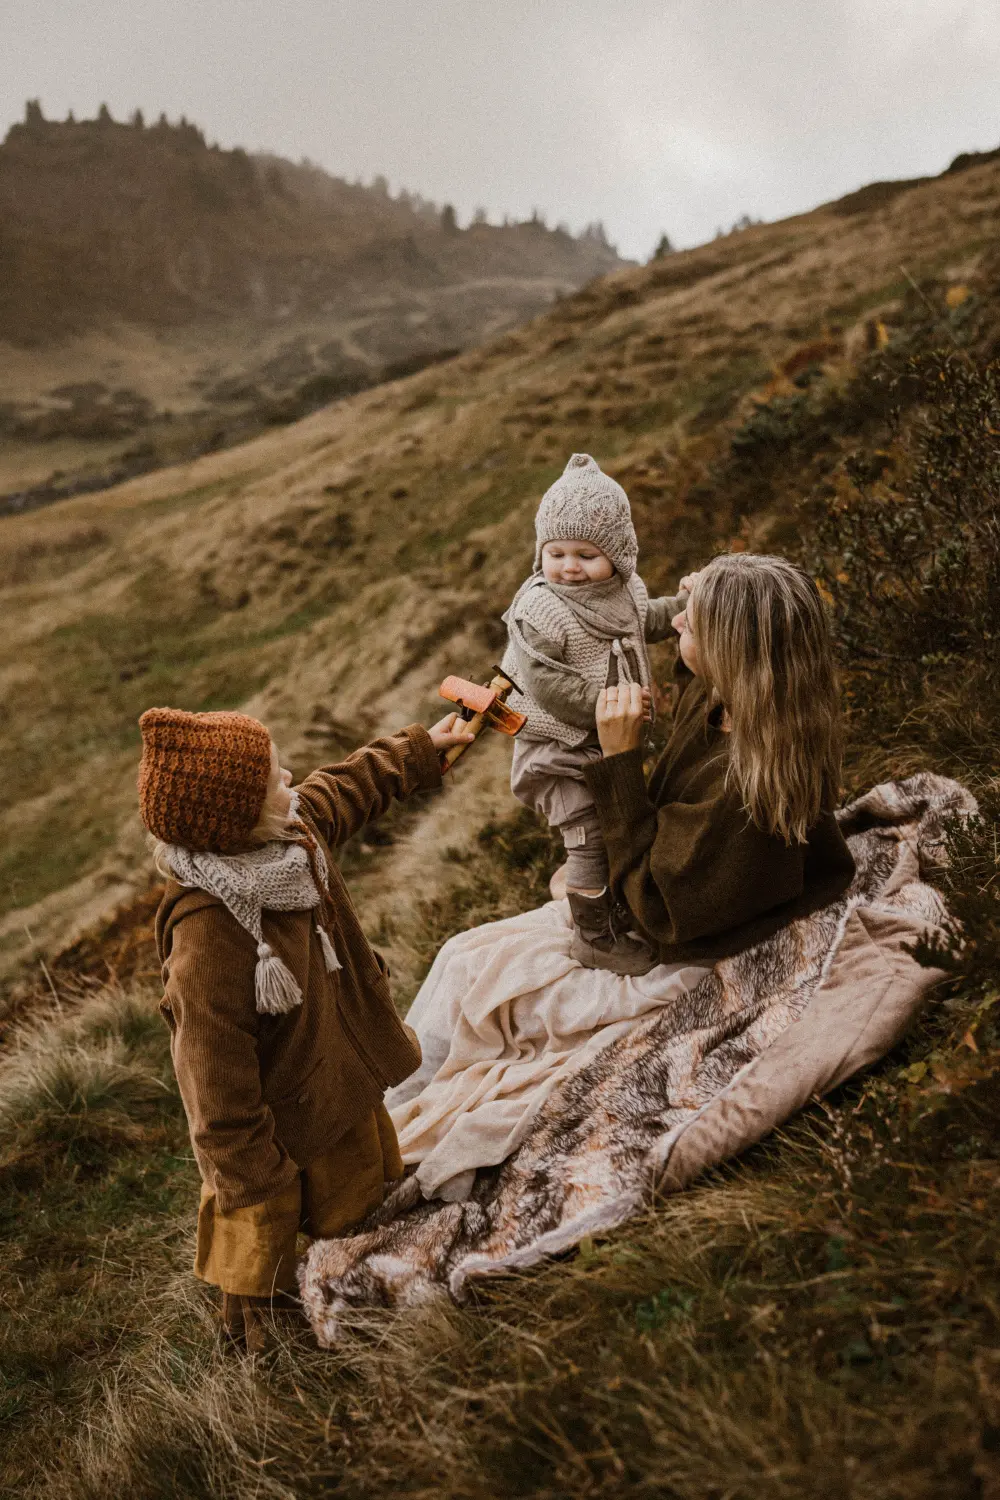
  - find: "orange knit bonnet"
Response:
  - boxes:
[138,707,273,853]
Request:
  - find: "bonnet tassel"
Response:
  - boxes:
[317,921,342,973]
[255,941,304,1015]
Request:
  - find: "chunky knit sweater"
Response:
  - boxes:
[155,726,439,1212]
[502,578,682,746]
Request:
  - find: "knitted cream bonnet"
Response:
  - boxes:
[533,454,638,579]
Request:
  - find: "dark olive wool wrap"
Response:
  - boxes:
[584,673,856,966]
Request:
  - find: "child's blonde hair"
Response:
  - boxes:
[692,553,842,844]
[150,743,295,878]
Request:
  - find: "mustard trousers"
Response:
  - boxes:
[194,1103,403,1297]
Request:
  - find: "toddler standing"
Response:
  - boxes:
[139,704,472,1351]
[501,453,685,976]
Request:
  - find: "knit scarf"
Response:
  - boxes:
[544,575,644,639]
[162,793,341,1015]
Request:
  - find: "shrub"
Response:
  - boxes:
[804,350,1000,1025]
[808,353,1000,756]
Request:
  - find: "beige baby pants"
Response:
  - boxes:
[510,737,608,890]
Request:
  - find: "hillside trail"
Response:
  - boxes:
[347,734,516,999]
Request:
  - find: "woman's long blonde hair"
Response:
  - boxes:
[692,553,842,844]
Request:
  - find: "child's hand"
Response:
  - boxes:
[428,712,477,753]
[678,570,703,595]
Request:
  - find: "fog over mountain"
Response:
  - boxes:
[4,0,1000,259]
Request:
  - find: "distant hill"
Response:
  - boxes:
[0,103,625,345]
[0,104,628,503]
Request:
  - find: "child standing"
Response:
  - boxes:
[500,453,686,976]
[139,704,472,1351]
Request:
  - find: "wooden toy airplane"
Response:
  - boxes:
[437,665,527,771]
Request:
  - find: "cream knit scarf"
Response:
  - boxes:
[163,793,341,1015]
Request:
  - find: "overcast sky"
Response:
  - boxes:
[4,0,999,260]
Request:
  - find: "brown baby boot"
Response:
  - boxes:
[568,889,657,977]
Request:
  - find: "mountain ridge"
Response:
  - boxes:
[0,104,625,345]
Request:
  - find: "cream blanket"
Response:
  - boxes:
[387,907,709,1200]
[302,773,973,1344]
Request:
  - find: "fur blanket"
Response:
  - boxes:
[301,774,972,1344]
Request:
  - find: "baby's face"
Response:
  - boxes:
[540,539,614,585]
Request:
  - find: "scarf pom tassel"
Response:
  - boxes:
[317,923,342,973]
[255,942,304,1015]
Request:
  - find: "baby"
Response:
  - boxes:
[500,453,685,976]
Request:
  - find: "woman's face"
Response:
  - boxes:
[672,591,701,675]
[266,742,294,818]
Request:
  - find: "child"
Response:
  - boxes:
[500,453,687,976]
[139,703,473,1352]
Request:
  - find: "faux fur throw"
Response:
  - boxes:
[163,793,341,1014]
[300,774,972,1344]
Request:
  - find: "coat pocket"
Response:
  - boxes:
[273,1054,326,1108]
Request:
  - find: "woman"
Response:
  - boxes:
[585,552,856,965]
[387,553,855,1203]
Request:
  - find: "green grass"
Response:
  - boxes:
[0,575,348,918]
[0,783,118,917]
[391,461,562,570]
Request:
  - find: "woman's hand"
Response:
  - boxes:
[428,712,477,753]
[596,683,647,757]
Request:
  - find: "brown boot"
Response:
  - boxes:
[220,1293,286,1355]
[568,889,657,977]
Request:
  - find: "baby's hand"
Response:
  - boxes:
[428,712,477,753]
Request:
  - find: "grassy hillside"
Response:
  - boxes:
[0,107,624,343]
[0,152,999,1497]
[2,145,999,982]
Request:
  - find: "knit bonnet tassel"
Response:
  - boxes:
[255,940,304,1015]
[317,922,342,973]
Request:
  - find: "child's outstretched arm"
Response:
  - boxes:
[645,591,688,643]
[295,717,472,849]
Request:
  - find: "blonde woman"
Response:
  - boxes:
[585,553,855,964]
